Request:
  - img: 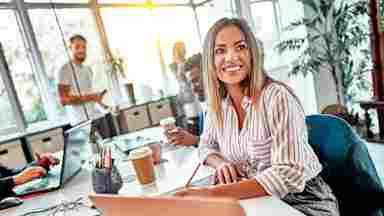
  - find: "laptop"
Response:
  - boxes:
[89,194,246,216]
[13,121,92,196]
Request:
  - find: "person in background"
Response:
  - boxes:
[0,153,59,200]
[175,18,339,216]
[57,34,110,137]
[165,53,205,147]
[169,42,200,128]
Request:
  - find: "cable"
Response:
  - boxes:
[48,0,90,121]
[18,197,102,216]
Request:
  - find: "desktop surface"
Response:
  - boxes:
[1,128,305,216]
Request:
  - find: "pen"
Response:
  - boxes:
[185,163,201,188]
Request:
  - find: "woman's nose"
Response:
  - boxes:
[225,49,239,62]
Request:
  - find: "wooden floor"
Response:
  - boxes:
[366,142,384,184]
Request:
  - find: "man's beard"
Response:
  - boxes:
[74,55,86,63]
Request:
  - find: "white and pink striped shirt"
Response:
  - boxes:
[199,82,322,198]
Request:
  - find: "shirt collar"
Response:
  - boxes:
[71,61,84,69]
[224,95,253,110]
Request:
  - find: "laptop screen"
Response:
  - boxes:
[12,121,92,196]
[61,121,92,184]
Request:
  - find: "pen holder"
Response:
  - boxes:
[92,164,123,194]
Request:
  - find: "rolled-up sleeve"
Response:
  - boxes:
[254,86,319,198]
[198,112,220,164]
[57,64,71,86]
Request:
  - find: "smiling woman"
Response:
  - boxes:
[176,18,340,216]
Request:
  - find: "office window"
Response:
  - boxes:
[196,0,237,40]
[29,8,111,117]
[0,74,17,131]
[250,1,279,53]
[101,7,200,98]
[250,0,281,70]
[101,8,164,95]
[0,10,47,124]
[152,7,201,69]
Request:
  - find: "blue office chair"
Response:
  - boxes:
[306,114,384,216]
[197,112,205,136]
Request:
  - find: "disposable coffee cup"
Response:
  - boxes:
[129,147,155,185]
[160,117,176,144]
[160,117,176,131]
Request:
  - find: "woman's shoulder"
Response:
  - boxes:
[263,81,296,100]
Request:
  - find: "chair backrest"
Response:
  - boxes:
[306,114,384,216]
[197,111,205,136]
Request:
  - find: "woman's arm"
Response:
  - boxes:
[252,85,321,198]
[198,112,221,163]
[210,178,269,199]
[176,178,268,200]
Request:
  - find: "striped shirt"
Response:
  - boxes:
[198,82,322,198]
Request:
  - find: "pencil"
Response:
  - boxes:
[185,163,201,188]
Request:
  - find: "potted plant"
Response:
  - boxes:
[275,0,371,105]
[108,50,128,104]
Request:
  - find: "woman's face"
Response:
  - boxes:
[214,25,251,86]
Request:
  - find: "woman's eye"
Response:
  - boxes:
[215,48,225,55]
[237,44,248,51]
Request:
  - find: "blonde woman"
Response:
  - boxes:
[176,18,339,216]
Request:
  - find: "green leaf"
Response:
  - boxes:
[275,38,306,53]
[283,17,320,31]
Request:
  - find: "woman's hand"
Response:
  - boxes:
[13,167,47,186]
[213,160,247,185]
[174,186,213,197]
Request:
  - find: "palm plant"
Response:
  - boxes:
[275,0,370,104]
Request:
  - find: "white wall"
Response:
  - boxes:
[266,65,318,115]
[302,1,340,110]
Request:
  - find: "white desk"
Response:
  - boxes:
[1,129,304,216]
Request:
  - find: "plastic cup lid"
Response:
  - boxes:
[129,147,153,160]
[160,117,176,126]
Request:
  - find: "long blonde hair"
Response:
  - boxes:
[203,18,267,128]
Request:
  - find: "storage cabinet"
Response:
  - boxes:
[120,98,176,133]
[148,99,173,125]
[27,128,64,160]
[122,105,151,132]
[0,140,27,169]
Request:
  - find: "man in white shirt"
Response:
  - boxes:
[57,34,107,127]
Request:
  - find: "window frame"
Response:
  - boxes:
[0,42,26,134]
[0,0,242,135]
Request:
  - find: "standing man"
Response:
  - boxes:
[57,34,108,133]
